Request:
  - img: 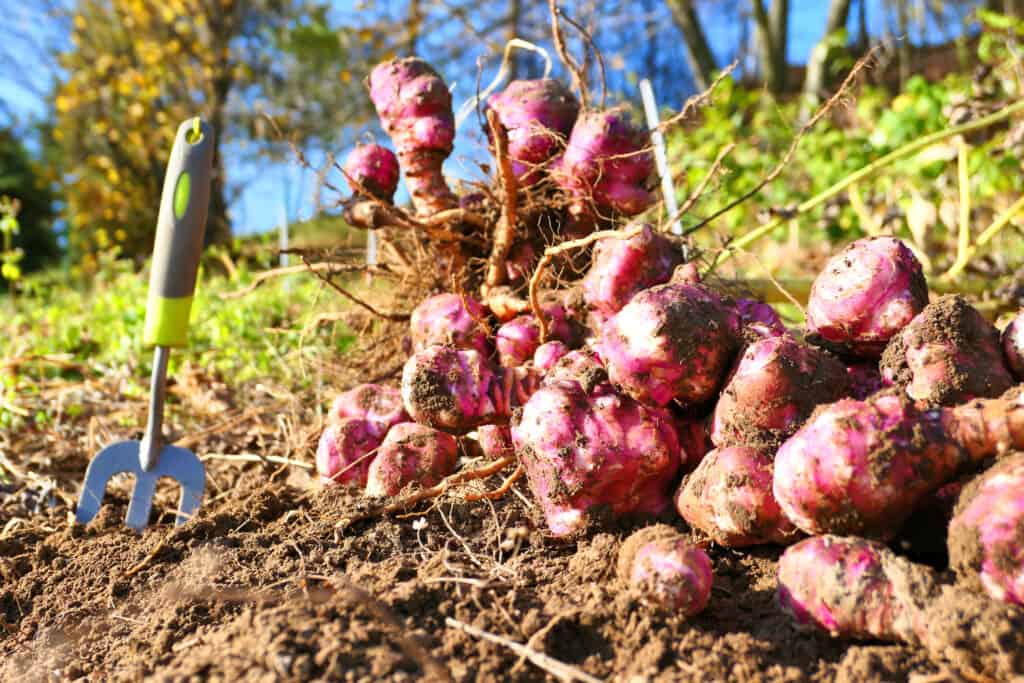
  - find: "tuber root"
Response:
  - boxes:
[1002,311,1024,380]
[343,143,400,202]
[551,107,656,219]
[486,79,580,183]
[410,293,490,355]
[598,282,738,407]
[329,383,409,440]
[401,344,538,434]
[316,418,383,487]
[581,223,683,330]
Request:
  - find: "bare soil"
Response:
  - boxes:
[0,354,953,682]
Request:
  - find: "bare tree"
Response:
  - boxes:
[665,0,718,90]
[801,0,853,114]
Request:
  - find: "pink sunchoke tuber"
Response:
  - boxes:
[881,295,1014,407]
[343,143,400,202]
[676,446,799,547]
[773,390,1024,539]
[512,380,683,537]
[949,452,1024,606]
[581,224,683,329]
[533,340,570,371]
[410,293,490,355]
[365,422,459,497]
[806,237,928,358]
[1002,311,1024,380]
[711,335,848,451]
[329,383,409,439]
[316,418,382,487]
[368,57,456,215]
[778,534,1024,681]
[494,303,575,367]
[599,282,738,407]
[551,107,655,218]
[486,79,579,182]
[617,525,713,615]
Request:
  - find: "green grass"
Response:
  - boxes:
[0,244,372,430]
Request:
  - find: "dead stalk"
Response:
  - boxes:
[485,110,519,289]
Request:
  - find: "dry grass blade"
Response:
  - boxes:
[662,142,736,234]
[298,253,410,322]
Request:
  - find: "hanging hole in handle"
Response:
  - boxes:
[185,117,203,144]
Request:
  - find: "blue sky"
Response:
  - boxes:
[0,1,975,237]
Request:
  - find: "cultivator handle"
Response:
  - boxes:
[143,117,215,348]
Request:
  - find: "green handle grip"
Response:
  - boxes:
[143,117,215,348]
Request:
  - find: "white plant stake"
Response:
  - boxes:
[640,79,684,247]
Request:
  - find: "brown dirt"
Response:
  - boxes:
[0,356,956,683]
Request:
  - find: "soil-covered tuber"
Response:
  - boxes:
[599,283,738,407]
[881,295,1014,407]
[316,418,382,487]
[551,107,655,218]
[949,452,1024,606]
[676,446,799,547]
[410,293,490,355]
[774,390,1024,539]
[778,534,1024,681]
[512,380,682,536]
[844,361,887,400]
[711,335,848,451]
[806,237,928,358]
[343,143,400,202]
[401,344,537,434]
[617,525,713,615]
[486,79,579,183]
[474,424,514,460]
[365,422,459,497]
[368,57,456,215]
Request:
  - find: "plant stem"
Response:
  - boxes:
[947,137,972,280]
[708,98,1024,271]
[943,193,1024,281]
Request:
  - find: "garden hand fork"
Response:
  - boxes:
[76,117,214,531]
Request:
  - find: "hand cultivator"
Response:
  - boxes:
[76,118,214,531]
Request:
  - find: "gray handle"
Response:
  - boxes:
[143,117,215,347]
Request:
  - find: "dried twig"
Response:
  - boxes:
[445,617,602,683]
[220,263,393,300]
[529,224,645,339]
[464,465,523,502]
[662,142,736,235]
[124,534,171,578]
[658,61,738,132]
[556,10,606,108]
[548,0,588,109]
[484,110,519,289]
[299,254,410,321]
[686,49,878,238]
[200,453,314,470]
